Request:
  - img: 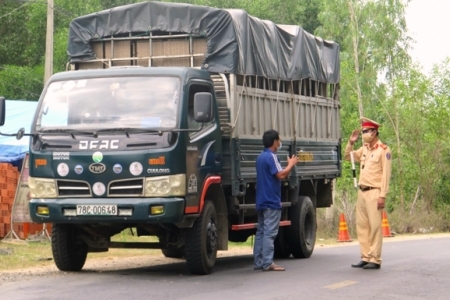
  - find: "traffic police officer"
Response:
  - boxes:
[344,117,392,270]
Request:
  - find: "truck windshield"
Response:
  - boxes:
[35,76,180,131]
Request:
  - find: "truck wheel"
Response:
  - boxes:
[274,226,291,258]
[185,200,218,275]
[288,196,316,258]
[52,224,88,271]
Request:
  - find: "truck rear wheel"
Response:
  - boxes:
[52,224,88,271]
[185,200,218,275]
[288,196,316,258]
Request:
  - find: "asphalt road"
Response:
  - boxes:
[1,237,450,300]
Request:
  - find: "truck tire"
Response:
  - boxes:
[52,224,88,271]
[288,196,316,258]
[274,226,291,258]
[185,200,218,275]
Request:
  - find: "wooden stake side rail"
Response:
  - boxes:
[231,220,291,231]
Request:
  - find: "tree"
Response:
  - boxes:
[317,0,411,211]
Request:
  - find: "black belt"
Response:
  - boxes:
[359,186,377,191]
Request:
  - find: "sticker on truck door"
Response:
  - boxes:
[188,174,197,193]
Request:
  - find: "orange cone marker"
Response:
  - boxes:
[382,210,394,237]
[337,213,352,242]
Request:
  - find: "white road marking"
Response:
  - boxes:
[324,280,358,290]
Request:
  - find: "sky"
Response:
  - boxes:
[405,0,450,74]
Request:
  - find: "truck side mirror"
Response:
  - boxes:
[0,97,5,126]
[194,92,213,123]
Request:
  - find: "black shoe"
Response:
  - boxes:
[363,263,381,270]
[351,261,369,268]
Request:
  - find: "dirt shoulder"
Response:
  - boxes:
[0,247,255,285]
[1,233,449,285]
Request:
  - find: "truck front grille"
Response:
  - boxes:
[57,180,91,197]
[108,178,144,196]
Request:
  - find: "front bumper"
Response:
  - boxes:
[29,197,185,224]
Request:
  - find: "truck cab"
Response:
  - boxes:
[0,67,227,274]
[28,67,221,225]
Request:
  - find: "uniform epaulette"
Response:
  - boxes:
[380,144,387,150]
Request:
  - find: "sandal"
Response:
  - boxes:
[263,263,285,271]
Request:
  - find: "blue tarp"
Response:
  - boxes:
[0,100,38,163]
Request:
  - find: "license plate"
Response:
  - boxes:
[76,205,117,216]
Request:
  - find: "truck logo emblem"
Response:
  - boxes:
[53,152,70,160]
[79,140,119,150]
[92,152,103,163]
[89,163,106,174]
[147,168,170,174]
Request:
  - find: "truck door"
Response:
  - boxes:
[184,81,222,214]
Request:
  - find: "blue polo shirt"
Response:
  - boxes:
[256,148,283,210]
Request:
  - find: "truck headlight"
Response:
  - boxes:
[28,177,57,198]
[144,174,185,197]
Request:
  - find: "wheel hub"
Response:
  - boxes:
[206,218,218,258]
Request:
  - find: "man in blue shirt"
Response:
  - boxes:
[254,130,298,271]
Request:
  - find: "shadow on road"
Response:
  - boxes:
[79,253,258,277]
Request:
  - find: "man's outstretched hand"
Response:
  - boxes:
[287,155,299,167]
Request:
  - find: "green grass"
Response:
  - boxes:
[0,240,53,271]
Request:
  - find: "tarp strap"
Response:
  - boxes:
[231,75,247,131]
[294,79,303,136]
[311,82,317,137]
[289,80,295,139]
[251,76,258,135]
[272,79,281,129]
[327,84,336,137]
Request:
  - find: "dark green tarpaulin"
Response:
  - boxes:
[67,1,340,83]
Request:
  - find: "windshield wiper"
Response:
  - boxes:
[38,129,97,139]
[94,128,165,138]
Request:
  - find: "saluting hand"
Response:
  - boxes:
[349,129,360,144]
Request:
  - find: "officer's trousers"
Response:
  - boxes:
[356,188,383,265]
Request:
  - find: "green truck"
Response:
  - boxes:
[0,2,341,275]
